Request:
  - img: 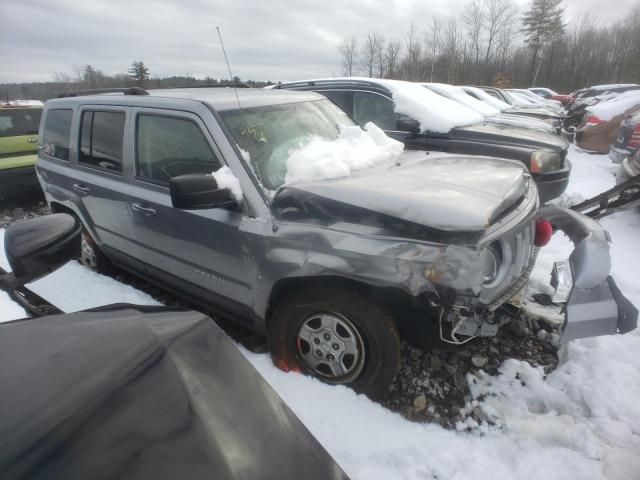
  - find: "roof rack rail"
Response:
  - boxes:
[177,83,252,89]
[58,87,149,98]
[274,79,381,89]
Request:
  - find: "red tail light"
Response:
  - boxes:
[584,115,603,127]
[535,219,553,247]
[630,125,640,148]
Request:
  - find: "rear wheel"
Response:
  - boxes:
[268,285,401,399]
[80,227,112,274]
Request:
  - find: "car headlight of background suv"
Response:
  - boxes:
[530,150,561,173]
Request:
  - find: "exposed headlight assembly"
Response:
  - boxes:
[481,242,503,286]
[530,151,561,173]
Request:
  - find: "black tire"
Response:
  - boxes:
[79,225,112,274]
[268,285,401,399]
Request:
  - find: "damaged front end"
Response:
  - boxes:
[542,206,638,341]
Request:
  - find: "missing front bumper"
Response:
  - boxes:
[553,261,638,341]
[543,205,638,342]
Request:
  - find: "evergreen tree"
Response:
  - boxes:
[521,0,565,85]
[127,61,150,86]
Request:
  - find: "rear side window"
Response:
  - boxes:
[42,109,72,160]
[323,91,352,116]
[79,111,125,173]
[352,91,396,130]
[136,114,221,184]
[0,109,42,138]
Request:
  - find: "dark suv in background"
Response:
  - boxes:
[35,87,634,397]
[273,78,571,202]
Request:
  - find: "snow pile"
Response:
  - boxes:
[587,90,640,121]
[507,91,535,106]
[0,230,159,323]
[422,83,500,117]
[462,86,511,111]
[211,166,243,202]
[379,79,484,132]
[284,122,404,184]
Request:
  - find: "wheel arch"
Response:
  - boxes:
[265,275,437,338]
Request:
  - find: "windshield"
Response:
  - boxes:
[220,99,354,190]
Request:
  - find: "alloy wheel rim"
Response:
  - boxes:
[80,233,98,269]
[296,312,365,383]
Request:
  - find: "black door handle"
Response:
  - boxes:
[131,203,157,216]
[72,183,90,194]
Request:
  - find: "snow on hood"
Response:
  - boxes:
[212,166,243,202]
[586,90,640,121]
[284,122,404,184]
[422,83,500,118]
[462,86,511,112]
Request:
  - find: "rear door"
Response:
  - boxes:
[126,108,251,320]
[62,106,143,268]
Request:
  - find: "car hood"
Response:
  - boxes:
[451,122,569,151]
[488,114,556,132]
[273,151,530,233]
[505,106,562,119]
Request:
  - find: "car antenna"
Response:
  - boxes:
[216,26,241,109]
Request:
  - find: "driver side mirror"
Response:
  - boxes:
[170,173,238,210]
[1,213,81,288]
[396,116,421,133]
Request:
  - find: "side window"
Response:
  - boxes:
[352,92,396,130]
[0,109,42,138]
[42,109,72,160]
[78,111,125,173]
[136,114,221,184]
[322,91,352,116]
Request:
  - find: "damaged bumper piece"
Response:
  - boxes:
[542,206,638,341]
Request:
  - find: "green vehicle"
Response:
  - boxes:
[0,104,43,199]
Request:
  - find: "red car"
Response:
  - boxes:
[529,87,573,106]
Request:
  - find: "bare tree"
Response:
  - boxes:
[403,23,422,80]
[483,0,515,64]
[462,0,485,71]
[339,36,359,76]
[385,39,402,78]
[362,32,384,78]
[427,16,443,81]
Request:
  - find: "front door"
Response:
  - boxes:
[126,108,251,320]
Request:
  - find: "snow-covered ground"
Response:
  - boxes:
[1,145,639,479]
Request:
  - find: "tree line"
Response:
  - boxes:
[2,61,274,101]
[338,0,640,92]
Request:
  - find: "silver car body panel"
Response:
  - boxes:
[542,206,638,341]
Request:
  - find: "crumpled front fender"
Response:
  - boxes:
[541,206,638,341]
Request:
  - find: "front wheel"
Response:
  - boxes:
[268,285,401,399]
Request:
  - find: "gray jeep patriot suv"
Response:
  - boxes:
[36,87,636,397]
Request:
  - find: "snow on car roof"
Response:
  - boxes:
[278,77,485,133]
[421,83,500,117]
[586,90,640,121]
[461,86,511,111]
[343,77,484,132]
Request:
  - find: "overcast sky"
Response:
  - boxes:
[1,0,637,83]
